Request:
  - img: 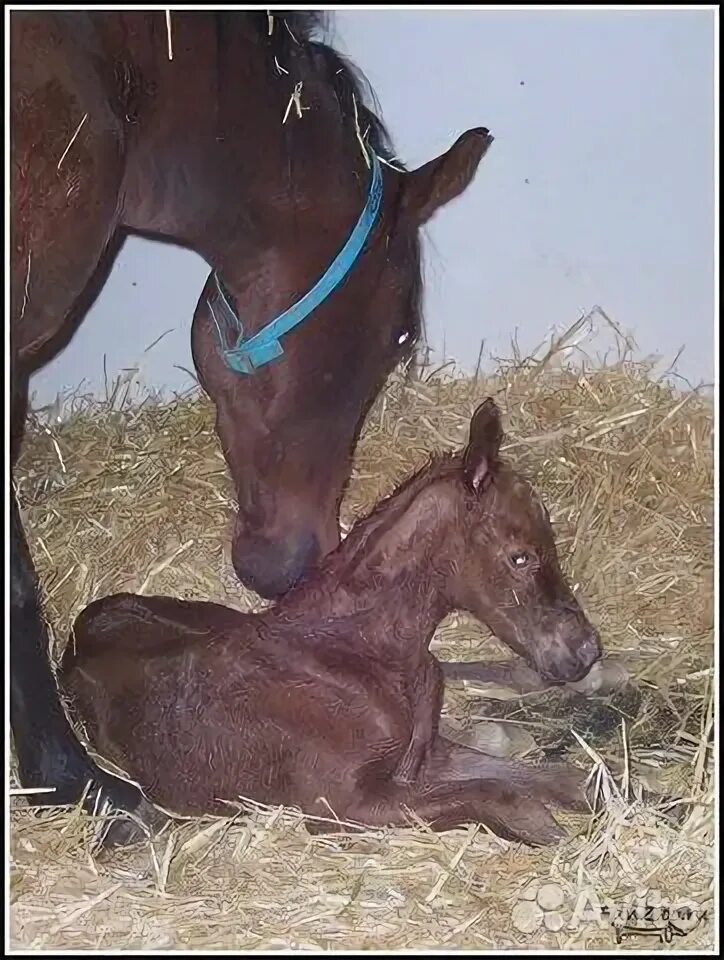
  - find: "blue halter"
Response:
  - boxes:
[208,152,384,375]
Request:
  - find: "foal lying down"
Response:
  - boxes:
[61,399,602,846]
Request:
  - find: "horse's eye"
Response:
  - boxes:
[396,329,411,347]
[510,552,531,569]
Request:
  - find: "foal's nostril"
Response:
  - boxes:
[537,624,602,684]
[232,532,321,599]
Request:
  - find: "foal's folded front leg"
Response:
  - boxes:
[441,657,630,698]
[440,658,548,693]
[392,655,444,784]
[424,736,591,813]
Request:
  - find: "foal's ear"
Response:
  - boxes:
[463,398,503,493]
[403,128,494,226]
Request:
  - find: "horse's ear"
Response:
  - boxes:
[402,128,493,226]
[463,398,503,493]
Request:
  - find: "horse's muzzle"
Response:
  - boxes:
[232,530,322,599]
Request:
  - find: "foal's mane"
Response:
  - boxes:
[327,454,464,578]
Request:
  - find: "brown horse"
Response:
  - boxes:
[61,399,601,847]
[10,11,493,833]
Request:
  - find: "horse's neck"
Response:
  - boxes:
[116,13,244,250]
[117,12,365,265]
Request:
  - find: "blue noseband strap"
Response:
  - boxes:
[208,152,384,375]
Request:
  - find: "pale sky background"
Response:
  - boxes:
[28,8,716,413]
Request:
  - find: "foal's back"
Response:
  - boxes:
[62,594,409,816]
[64,595,277,810]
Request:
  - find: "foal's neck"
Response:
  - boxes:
[291,470,462,661]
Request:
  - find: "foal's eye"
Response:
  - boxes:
[510,552,531,569]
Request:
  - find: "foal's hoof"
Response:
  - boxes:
[515,818,566,847]
[497,801,566,847]
[565,659,630,696]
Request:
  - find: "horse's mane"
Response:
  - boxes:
[221,11,401,167]
[245,11,425,353]
[217,11,423,358]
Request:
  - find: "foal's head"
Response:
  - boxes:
[190,14,493,598]
[447,400,601,683]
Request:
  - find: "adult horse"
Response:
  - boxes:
[10,10,492,836]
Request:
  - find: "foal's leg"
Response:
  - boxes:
[440,659,548,693]
[424,736,591,812]
[442,658,628,697]
[393,656,444,784]
[340,777,565,846]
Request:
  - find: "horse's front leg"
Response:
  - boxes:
[10,474,160,846]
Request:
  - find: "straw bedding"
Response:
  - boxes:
[9,343,715,950]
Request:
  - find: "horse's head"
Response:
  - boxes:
[192,128,492,598]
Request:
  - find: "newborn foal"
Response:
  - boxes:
[61,399,600,846]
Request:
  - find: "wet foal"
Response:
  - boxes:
[61,399,601,846]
